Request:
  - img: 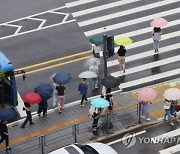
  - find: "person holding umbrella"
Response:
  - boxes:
[21,102,34,128]
[152,27,162,55]
[0,120,9,148]
[52,83,58,108]
[78,78,88,107]
[89,61,99,90]
[56,84,65,113]
[117,45,126,75]
[37,99,48,116]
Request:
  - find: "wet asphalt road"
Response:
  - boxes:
[106,121,180,154]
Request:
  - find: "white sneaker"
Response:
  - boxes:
[170,122,174,126]
[146,118,151,121]
[141,116,145,119]
[163,118,168,121]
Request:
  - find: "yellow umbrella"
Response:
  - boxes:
[115,37,133,46]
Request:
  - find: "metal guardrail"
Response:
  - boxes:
[0,103,142,154]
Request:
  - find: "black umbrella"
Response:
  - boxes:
[101,76,120,88]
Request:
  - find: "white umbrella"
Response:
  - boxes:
[78,71,97,78]
[83,57,100,68]
[163,88,180,100]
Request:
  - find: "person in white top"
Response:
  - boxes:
[89,62,99,90]
[152,27,162,55]
[92,44,101,58]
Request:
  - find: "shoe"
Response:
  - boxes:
[146,118,151,121]
[53,106,55,109]
[170,122,174,126]
[21,126,25,128]
[80,104,84,107]
[163,118,168,121]
[30,122,34,125]
[95,86,98,89]
[43,113,47,116]
[141,116,145,119]
[59,110,61,113]
[123,70,125,73]
[38,113,41,116]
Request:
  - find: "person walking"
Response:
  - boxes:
[169,100,179,122]
[141,101,152,121]
[21,102,34,128]
[56,84,65,113]
[92,44,101,58]
[0,120,9,148]
[52,83,58,108]
[37,99,48,116]
[117,45,126,75]
[78,78,88,107]
[163,99,175,126]
[89,62,99,90]
[92,108,101,136]
[152,27,162,55]
[105,88,115,114]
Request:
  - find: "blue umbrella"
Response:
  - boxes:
[53,72,71,84]
[0,108,17,120]
[34,83,53,100]
[91,98,110,108]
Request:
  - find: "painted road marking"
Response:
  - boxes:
[119,68,180,89]
[159,144,180,154]
[111,55,180,77]
[72,0,140,18]
[84,7,180,36]
[108,42,180,67]
[107,130,146,146]
[156,128,180,139]
[0,6,75,40]
[79,0,177,26]
[66,0,97,8]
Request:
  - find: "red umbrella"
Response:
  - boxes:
[138,88,157,102]
[23,92,42,104]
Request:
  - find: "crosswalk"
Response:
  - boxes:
[66,0,180,90]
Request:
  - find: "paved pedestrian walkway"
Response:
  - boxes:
[0,80,179,153]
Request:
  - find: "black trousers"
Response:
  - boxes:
[22,111,32,127]
[37,107,47,115]
[80,95,87,105]
[92,117,99,128]
[0,134,9,148]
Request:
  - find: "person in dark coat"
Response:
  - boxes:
[0,120,9,148]
[37,99,48,116]
[117,45,126,75]
[78,78,88,107]
[21,102,34,128]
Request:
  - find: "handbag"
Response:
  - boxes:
[175,105,180,112]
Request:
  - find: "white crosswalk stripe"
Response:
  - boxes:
[67,0,180,90]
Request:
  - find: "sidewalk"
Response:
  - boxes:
[0,80,179,153]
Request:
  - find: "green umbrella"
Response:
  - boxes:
[89,35,103,45]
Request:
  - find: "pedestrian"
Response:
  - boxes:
[92,44,101,58]
[0,120,9,148]
[105,88,115,114]
[52,83,58,108]
[89,62,99,90]
[101,86,106,98]
[37,99,48,116]
[78,78,88,107]
[117,45,126,75]
[21,102,34,128]
[163,99,175,126]
[152,27,162,55]
[56,84,65,113]
[170,100,179,122]
[92,108,101,136]
[141,101,152,121]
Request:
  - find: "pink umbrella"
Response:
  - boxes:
[138,88,157,102]
[150,17,168,27]
[163,88,180,100]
